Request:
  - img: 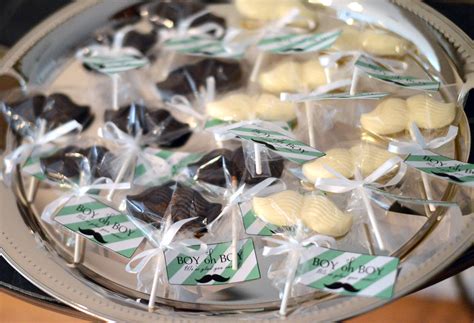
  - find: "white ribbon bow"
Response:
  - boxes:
[388,123,458,155]
[41,177,130,224]
[100,122,172,181]
[125,217,207,276]
[2,119,82,185]
[314,156,406,193]
[208,177,284,230]
[262,234,336,257]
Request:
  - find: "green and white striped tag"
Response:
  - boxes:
[82,54,149,75]
[165,238,260,285]
[134,148,204,186]
[22,156,47,181]
[281,91,389,102]
[355,55,440,91]
[405,150,474,186]
[238,201,277,236]
[297,246,399,299]
[228,124,325,164]
[258,30,342,54]
[163,36,244,58]
[54,195,146,258]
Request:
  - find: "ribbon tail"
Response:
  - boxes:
[41,194,74,224]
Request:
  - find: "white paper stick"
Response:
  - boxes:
[350,67,360,95]
[305,101,316,147]
[107,154,133,201]
[112,74,119,111]
[26,177,39,203]
[148,254,164,312]
[231,177,239,270]
[408,128,436,212]
[73,234,84,264]
[254,143,263,175]
[250,52,265,84]
[355,168,385,251]
[363,223,375,255]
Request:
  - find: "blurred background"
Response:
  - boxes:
[0,1,472,322]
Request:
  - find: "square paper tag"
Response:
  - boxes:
[405,150,474,186]
[165,238,261,286]
[297,246,399,299]
[238,201,277,236]
[54,195,146,258]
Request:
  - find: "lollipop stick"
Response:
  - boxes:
[112,74,119,111]
[254,143,263,175]
[280,251,299,316]
[73,234,85,264]
[356,168,385,251]
[408,127,436,212]
[363,223,375,255]
[148,255,164,312]
[231,177,239,270]
[26,176,39,203]
[250,53,265,84]
[305,101,316,147]
[350,68,360,95]
[107,154,133,201]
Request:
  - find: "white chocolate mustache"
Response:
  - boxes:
[258,59,327,93]
[252,190,352,237]
[360,95,456,135]
[235,0,317,22]
[206,92,297,122]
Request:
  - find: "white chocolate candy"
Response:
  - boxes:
[407,94,456,129]
[301,195,352,237]
[252,190,303,226]
[360,98,408,135]
[258,60,302,93]
[235,0,316,22]
[255,93,296,122]
[332,27,362,52]
[302,148,354,182]
[361,30,409,57]
[301,60,327,89]
[206,93,254,122]
[350,144,395,177]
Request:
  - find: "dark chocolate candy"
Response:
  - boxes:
[4,93,93,134]
[122,30,158,54]
[126,181,221,234]
[188,147,284,187]
[149,1,226,30]
[156,59,243,100]
[40,145,112,181]
[187,149,234,187]
[104,104,192,148]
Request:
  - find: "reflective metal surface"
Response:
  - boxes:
[0,0,473,321]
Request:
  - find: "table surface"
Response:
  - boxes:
[0,0,473,320]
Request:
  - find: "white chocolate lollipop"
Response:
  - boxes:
[406,94,456,129]
[301,60,327,89]
[361,30,409,57]
[235,0,316,22]
[332,27,362,52]
[252,190,303,226]
[259,60,302,93]
[360,98,408,135]
[255,93,296,122]
[302,148,354,182]
[350,144,395,177]
[206,93,254,122]
[301,195,353,237]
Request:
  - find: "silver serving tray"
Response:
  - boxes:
[0,0,473,321]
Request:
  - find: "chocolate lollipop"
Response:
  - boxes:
[7,93,93,133]
[40,145,112,182]
[104,104,192,148]
[126,181,222,235]
[188,146,284,187]
[156,59,243,100]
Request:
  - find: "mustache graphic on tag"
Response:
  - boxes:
[195,274,230,283]
[78,228,108,244]
[324,282,360,293]
[249,138,277,151]
[431,171,463,183]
